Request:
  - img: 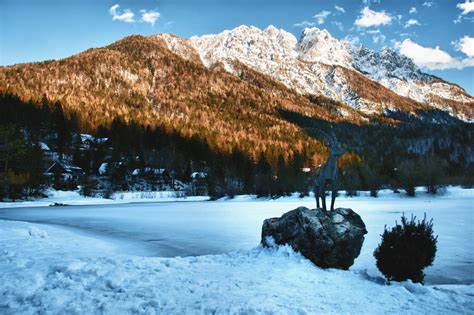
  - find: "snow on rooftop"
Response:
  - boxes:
[38,142,50,151]
[80,133,94,142]
[80,134,108,144]
[131,169,140,176]
[191,171,207,179]
[99,162,108,175]
[132,168,166,176]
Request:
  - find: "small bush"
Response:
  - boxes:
[79,177,96,197]
[374,214,437,284]
[404,186,416,197]
[370,189,378,198]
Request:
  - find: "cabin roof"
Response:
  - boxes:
[132,168,167,176]
[45,160,84,176]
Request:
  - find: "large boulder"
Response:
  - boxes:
[261,207,367,269]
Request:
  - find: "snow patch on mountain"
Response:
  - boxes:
[297,27,352,68]
[151,33,200,63]
[351,46,472,106]
[159,25,473,120]
[187,25,366,111]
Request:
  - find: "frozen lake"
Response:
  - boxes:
[0,188,473,285]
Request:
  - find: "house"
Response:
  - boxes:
[189,171,208,195]
[132,168,170,179]
[38,142,59,161]
[98,162,109,176]
[191,172,208,180]
[98,162,129,176]
[173,179,187,191]
[131,168,172,189]
[44,160,84,182]
[80,134,109,150]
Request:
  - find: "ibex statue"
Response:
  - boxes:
[313,130,345,211]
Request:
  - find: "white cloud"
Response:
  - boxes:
[343,35,360,46]
[109,4,135,23]
[409,7,417,14]
[335,5,345,14]
[294,20,316,28]
[455,35,474,57]
[405,19,420,28]
[331,21,344,31]
[366,29,381,34]
[141,10,160,26]
[372,34,386,44]
[422,1,434,8]
[362,0,381,4]
[110,4,119,12]
[457,1,474,15]
[313,10,331,25]
[396,38,474,70]
[455,1,474,23]
[363,29,386,44]
[397,39,451,65]
[355,7,392,28]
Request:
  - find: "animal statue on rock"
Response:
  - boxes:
[313,131,345,211]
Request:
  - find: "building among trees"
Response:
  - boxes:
[44,161,84,185]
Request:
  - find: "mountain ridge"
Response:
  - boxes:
[0,26,472,166]
[161,25,472,121]
[1,34,349,166]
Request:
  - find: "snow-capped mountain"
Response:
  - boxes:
[186,25,363,110]
[351,45,472,107]
[159,25,472,120]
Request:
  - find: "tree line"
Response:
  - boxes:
[1,93,472,201]
[280,109,474,197]
[0,93,312,200]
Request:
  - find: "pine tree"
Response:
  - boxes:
[255,153,272,197]
[52,101,70,156]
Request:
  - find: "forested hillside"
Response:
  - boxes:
[1,35,349,165]
[1,93,472,201]
[0,34,473,201]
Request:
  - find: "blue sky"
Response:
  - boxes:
[1,0,473,94]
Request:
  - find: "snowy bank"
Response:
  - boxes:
[1,187,472,285]
[1,186,471,209]
[221,186,474,202]
[0,189,209,209]
[0,219,472,314]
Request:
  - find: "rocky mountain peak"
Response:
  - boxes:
[188,25,299,71]
[177,25,473,120]
[296,27,352,67]
[264,25,298,51]
[264,24,280,34]
[351,45,422,80]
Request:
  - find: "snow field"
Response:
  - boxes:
[1,219,473,314]
[0,189,209,209]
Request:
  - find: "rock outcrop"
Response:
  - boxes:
[261,207,367,269]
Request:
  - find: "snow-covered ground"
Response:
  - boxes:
[0,189,209,208]
[0,187,473,313]
[1,220,473,314]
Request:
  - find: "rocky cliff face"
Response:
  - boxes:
[157,25,472,121]
[351,46,472,110]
